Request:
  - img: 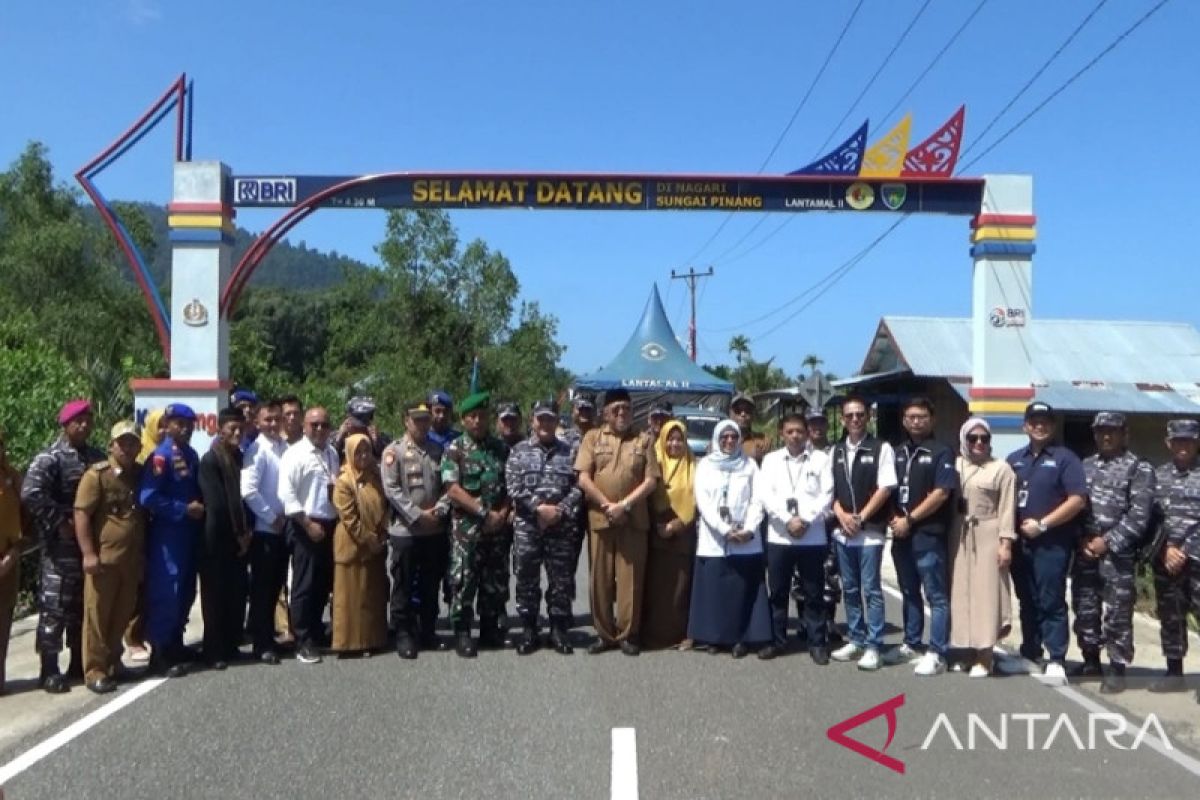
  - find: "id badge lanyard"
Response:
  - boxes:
[898,444,920,510]
[1016,450,1046,512]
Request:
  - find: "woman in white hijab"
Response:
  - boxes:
[949,417,1017,676]
[686,420,772,657]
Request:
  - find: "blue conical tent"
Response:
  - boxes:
[575,285,734,395]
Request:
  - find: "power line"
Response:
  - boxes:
[680,1,865,266]
[710,0,988,272]
[750,0,1173,345]
[960,0,1171,171]
[961,0,1108,160]
[879,0,991,127]
[811,0,934,158]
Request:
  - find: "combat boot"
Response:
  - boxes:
[454,629,478,659]
[516,622,540,656]
[478,616,507,650]
[550,621,574,655]
[1068,650,1102,678]
[39,652,68,695]
[1148,659,1186,693]
[1100,663,1126,694]
[396,633,418,660]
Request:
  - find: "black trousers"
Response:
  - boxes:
[248,534,289,654]
[199,553,248,661]
[389,533,449,639]
[767,543,827,648]
[290,519,334,647]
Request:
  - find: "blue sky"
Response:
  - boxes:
[1,0,1195,379]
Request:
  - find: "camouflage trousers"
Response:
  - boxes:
[512,522,577,625]
[37,536,84,655]
[1153,553,1200,661]
[1070,552,1136,665]
[447,528,510,629]
[791,540,842,617]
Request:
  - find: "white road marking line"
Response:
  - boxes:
[0,678,166,785]
[611,727,638,800]
[881,580,1200,776]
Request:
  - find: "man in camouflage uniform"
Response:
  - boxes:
[1148,418,1200,698]
[22,399,104,693]
[507,399,581,655]
[563,393,598,594]
[1070,412,1154,694]
[441,392,511,658]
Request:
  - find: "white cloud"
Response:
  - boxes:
[125,0,162,25]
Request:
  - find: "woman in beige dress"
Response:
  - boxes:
[949,417,1016,677]
[331,434,389,655]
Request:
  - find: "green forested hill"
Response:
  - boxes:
[86,201,370,291]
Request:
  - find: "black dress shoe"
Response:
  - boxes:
[209,660,228,671]
[516,628,540,656]
[1148,673,1186,693]
[396,636,418,660]
[757,645,779,661]
[550,626,574,655]
[87,677,117,695]
[620,640,641,657]
[455,632,478,659]
[731,643,749,659]
[258,651,281,665]
[588,640,616,655]
[810,646,831,666]
[41,673,69,694]
[478,619,507,650]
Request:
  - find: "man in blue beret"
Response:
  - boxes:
[427,390,461,450]
[139,403,205,677]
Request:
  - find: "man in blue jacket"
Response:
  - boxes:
[139,403,205,678]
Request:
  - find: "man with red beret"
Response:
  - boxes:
[21,399,105,693]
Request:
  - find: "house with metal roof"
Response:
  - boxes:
[838,316,1200,459]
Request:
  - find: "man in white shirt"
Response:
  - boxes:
[278,407,339,665]
[829,396,897,671]
[759,413,834,664]
[241,400,290,665]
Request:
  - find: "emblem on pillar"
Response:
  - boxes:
[182,298,209,327]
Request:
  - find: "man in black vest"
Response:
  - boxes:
[886,397,957,676]
[829,395,897,671]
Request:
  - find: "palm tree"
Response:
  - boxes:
[801,353,823,377]
[728,335,751,365]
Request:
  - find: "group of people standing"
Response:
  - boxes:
[1,385,1197,705]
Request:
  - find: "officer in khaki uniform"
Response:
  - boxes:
[74,421,145,694]
[576,388,660,655]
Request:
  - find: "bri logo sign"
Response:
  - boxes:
[827,694,1173,775]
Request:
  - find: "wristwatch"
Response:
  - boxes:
[1036,519,1049,534]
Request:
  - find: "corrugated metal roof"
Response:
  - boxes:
[861,317,1200,415]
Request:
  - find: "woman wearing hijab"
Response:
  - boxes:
[642,420,697,650]
[687,420,772,657]
[331,434,389,655]
[138,409,166,464]
[949,417,1017,676]
[1,428,30,695]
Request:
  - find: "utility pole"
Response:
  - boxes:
[670,266,714,362]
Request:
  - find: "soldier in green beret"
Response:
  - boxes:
[440,392,512,657]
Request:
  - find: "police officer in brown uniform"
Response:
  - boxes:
[74,421,145,694]
[575,388,660,655]
[731,393,770,465]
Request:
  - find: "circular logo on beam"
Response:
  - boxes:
[182,298,209,327]
[641,342,667,361]
[989,307,1006,328]
[846,182,875,210]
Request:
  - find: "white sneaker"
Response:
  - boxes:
[913,652,946,677]
[857,648,882,671]
[831,643,864,662]
[1041,661,1067,685]
[883,643,922,665]
[968,663,991,678]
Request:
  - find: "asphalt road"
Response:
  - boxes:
[2,558,1198,800]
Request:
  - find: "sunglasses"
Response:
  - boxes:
[309,421,331,430]
[966,433,991,444]
[843,412,866,419]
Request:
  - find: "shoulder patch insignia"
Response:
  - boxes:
[151,454,167,476]
[385,450,396,466]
